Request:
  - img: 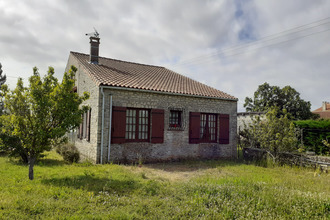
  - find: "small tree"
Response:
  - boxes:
[240,108,299,161]
[0,66,89,180]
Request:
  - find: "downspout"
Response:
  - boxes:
[100,87,105,164]
[107,94,113,162]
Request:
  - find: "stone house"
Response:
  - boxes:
[237,112,265,132]
[312,101,330,119]
[65,36,238,164]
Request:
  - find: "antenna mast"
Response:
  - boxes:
[85,27,99,38]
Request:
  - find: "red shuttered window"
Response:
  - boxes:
[189,112,230,144]
[125,108,150,142]
[112,106,164,143]
[200,113,217,143]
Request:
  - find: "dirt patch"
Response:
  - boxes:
[125,161,233,182]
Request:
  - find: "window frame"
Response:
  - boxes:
[199,113,218,143]
[78,108,91,142]
[83,111,87,139]
[125,108,150,142]
[169,110,182,128]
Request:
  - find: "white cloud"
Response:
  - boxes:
[0,0,329,112]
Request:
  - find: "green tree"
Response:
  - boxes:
[0,63,6,86]
[240,108,299,161]
[0,63,7,115]
[244,82,315,120]
[0,66,89,180]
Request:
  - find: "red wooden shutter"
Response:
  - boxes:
[86,109,91,141]
[111,106,126,143]
[151,109,164,143]
[189,112,200,144]
[219,114,230,144]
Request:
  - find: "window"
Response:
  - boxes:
[112,107,164,144]
[189,112,230,144]
[200,113,217,142]
[169,110,182,128]
[83,111,87,139]
[78,108,91,141]
[125,108,150,141]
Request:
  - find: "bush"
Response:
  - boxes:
[294,119,330,155]
[239,108,299,162]
[56,143,80,163]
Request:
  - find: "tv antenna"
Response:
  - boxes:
[85,27,99,38]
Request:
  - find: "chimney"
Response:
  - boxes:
[89,36,100,64]
[322,101,328,111]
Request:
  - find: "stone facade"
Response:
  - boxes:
[65,55,100,162]
[66,54,238,164]
[101,88,237,163]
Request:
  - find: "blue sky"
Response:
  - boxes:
[1,0,330,112]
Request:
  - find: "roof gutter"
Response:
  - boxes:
[98,85,238,102]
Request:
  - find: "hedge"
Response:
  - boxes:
[294,120,330,155]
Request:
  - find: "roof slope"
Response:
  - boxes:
[313,103,330,119]
[313,103,330,112]
[70,52,237,100]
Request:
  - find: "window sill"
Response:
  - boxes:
[125,139,150,143]
[199,141,218,143]
[168,127,184,131]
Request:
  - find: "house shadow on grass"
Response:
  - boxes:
[41,175,141,194]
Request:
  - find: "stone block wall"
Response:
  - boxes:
[99,88,237,163]
[65,54,100,162]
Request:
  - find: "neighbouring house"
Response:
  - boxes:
[65,36,238,164]
[237,112,265,132]
[312,102,330,119]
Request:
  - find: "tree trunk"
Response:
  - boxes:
[28,156,36,180]
[20,152,29,164]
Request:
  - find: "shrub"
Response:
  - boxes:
[240,108,299,162]
[56,143,80,163]
[294,119,330,155]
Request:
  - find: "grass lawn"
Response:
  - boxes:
[0,151,329,219]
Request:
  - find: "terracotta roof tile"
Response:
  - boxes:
[312,103,330,119]
[313,103,330,112]
[70,52,237,100]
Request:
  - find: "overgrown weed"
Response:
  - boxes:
[0,151,329,219]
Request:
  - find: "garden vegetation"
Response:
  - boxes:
[0,66,89,180]
[0,151,329,219]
